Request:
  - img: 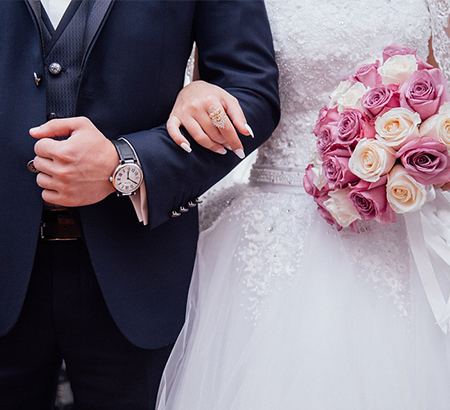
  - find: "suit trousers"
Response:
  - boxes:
[0,237,173,410]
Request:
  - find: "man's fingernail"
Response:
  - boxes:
[244,124,254,138]
[214,147,227,155]
[181,143,192,153]
[234,148,245,159]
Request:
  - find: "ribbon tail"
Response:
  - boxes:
[404,210,450,334]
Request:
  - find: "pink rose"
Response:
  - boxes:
[400,69,450,121]
[396,137,450,184]
[349,62,382,88]
[382,43,433,70]
[314,106,340,136]
[348,177,396,225]
[316,124,337,156]
[314,195,342,231]
[362,84,400,117]
[322,155,359,189]
[335,109,365,147]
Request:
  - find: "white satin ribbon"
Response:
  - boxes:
[404,190,450,333]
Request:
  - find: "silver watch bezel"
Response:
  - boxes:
[109,161,143,195]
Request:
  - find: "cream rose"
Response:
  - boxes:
[309,142,327,190]
[420,105,450,153]
[312,160,327,190]
[375,107,421,148]
[323,188,361,227]
[386,165,427,213]
[329,81,352,107]
[336,82,367,113]
[348,138,396,182]
[378,54,418,85]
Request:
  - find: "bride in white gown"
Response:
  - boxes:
[157,0,450,409]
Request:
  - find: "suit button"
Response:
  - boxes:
[47,113,58,120]
[48,62,62,75]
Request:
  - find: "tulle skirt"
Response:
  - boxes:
[157,185,450,410]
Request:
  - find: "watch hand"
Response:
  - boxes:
[128,177,139,184]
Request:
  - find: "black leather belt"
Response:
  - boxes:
[40,208,83,241]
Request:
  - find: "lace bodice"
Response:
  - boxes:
[250,0,431,184]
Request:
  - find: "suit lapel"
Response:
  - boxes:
[82,0,114,66]
[26,0,41,22]
[25,0,44,52]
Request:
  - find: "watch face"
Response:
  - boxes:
[113,163,143,194]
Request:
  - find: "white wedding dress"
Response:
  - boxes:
[157,1,450,409]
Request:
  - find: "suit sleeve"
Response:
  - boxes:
[121,0,280,230]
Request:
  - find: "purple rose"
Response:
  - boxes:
[336,109,364,147]
[348,177,396,225]
[396,137,450,184]
[362,84,400,117]
[314,195,342,231]
[382,44,417,62]
[316,124,337,156]
[400,69,450,121]
[322,155,359,189]
[349,61,381,88]
[314,106,340,136]
[382,43,433,70]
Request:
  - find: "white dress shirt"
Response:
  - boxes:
[41,0,149,224]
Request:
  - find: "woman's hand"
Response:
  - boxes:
[167,80,254,159]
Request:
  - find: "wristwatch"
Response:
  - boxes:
[109,138,143,196]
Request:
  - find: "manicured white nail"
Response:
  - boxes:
[181,142,192,153]
[244,124,254,138]
[234,148,245,159]
[215,147,227,155]
[29,126,40,134]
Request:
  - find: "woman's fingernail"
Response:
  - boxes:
[29,126,40,134]
[244,124,254,138]
[224,144,232,150]
[181,142,192,153]
[214,147,227,155]
[234,148,245,159]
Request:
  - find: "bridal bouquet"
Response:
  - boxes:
[304,44,450,230]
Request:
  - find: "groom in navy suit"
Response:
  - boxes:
[0,0,279,408]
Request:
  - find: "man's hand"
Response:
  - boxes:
[30,117,119,207]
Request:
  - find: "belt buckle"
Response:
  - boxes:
[40,213,81,242]
[40,221,79,241]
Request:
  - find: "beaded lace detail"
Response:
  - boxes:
[252,0,431,176]
[428,0,450,82]
[340,220,411,318]
[200,0,432,320]
[201,187,315,321]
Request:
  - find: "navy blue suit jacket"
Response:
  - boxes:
[0,0,280,349]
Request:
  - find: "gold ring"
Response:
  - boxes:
[209,106,226,129]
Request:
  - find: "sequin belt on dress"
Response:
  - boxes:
[249,165,306,194]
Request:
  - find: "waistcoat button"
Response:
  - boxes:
[48,62,62,75]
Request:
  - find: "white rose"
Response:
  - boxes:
[439,102,450,114]
[324,188,361,228]
[312,161,327,190]
[336,82,367,113]
[309,142,328,190]
[329,81,352,107]
[348,138,396,182]
[377,54,418,85]
[386,165,427,213]
[420,112,450,153]
[375,107,421,148]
